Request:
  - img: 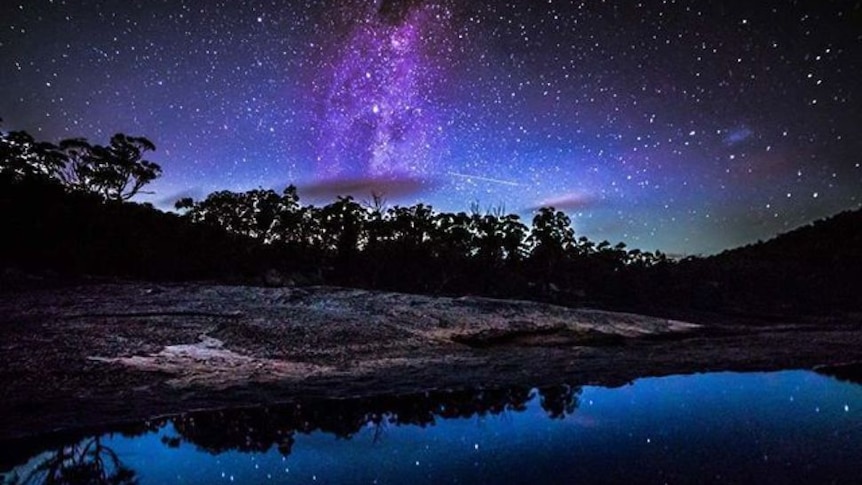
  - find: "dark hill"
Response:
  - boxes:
[715,208,862,265]
[661,207,862,315]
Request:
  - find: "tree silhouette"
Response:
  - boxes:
[8,437,138,485]
[500,214,528,263]
[538,384,581,419]
[270,185,305,244]
[432,211,474,262]
[319,196,366,261]
[0,125,67,182]
[527,207,576,291]
[60,134,161,201]
[177,190,252,235]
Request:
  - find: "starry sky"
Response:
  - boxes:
[1,0,860,255]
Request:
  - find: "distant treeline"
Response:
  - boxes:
[173,185,674,301]
[2,124,860,316]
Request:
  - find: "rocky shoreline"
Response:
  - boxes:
[2,282,861,443]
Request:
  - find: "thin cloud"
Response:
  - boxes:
[526,192,598,212]
[157,188,204,209]
[298,175,437,202]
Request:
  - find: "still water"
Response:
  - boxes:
[3,370,862,484]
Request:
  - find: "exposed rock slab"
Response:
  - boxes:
[2,284,697,390]
[89,336,333,388]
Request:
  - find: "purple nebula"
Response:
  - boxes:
[315,1,451,181]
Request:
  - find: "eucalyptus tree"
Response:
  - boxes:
[270,185,307,245]
[176,190,251,236]
[499,214,528,263]
[528,207,575,265]
[0,126,67,181]
[60,134,161,201]
[432,210,474,262]
[387,203,436,251]
[318,196,367,261]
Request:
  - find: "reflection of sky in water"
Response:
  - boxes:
[7,370,862,484]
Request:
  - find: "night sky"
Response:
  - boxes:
[1,1,860,255]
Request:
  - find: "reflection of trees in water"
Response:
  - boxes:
[816,363,862,386]
[7,437,137,485]
[167,406,298,456]
[6,384,583,482]
[164,385,582,458]
[538,385,581,419]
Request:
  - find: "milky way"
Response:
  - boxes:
[316,1,451,180]
[1,0,860,254]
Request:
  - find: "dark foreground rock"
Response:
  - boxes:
[1,282,861,443]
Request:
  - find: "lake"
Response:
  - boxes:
[2,369,861,484]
